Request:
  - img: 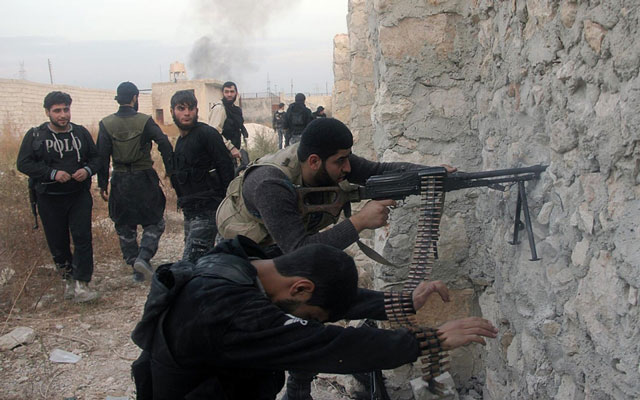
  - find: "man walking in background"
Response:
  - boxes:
[17,91,100,302]
[272,102,287,149]
[312,106,326,119]
[169,90,234,262]
[208,81,249,163]
[285,93,313,146]
[97,82,173,282]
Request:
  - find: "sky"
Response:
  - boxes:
[0,0,348,94]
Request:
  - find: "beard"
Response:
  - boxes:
[222,95,237,105]
[314,163,336,186]
[172,112,198,131]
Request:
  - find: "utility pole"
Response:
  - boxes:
[290,79,293,96]
[47,59,54,84]
[19,61,26,80]
[267,73,271,95]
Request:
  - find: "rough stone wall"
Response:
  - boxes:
[333,34,352,125]
[0,79,152,135]
[339,1,640,399]
[348,0,377,160]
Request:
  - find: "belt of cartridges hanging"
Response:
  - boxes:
[384,172,448,395]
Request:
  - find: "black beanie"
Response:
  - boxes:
[297,118,353,161]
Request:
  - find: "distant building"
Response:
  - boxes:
[169,61,187,82]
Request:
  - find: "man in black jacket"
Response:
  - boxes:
[285,93,313,146]
[169,90,235,262]
[97,82,174,282]
[17,91,101,302]
[131,236,497,400]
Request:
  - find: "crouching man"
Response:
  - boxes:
[131,236,497,399]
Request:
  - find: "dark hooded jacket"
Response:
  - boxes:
[131,236,420,400]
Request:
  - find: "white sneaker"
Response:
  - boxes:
[73,281,100,303]
[64,277,76,300]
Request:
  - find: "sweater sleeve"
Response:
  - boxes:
[80,126,100,175]
[145,118,174,175]
[206,127,235,189]
[222,294,421,374]
[347,154,425,185]
[16,128,53,181]
[242,167,360,253]
[96,122,113,189]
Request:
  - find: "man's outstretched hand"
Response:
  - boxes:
[412,280,450,311]
[437,317,498,350]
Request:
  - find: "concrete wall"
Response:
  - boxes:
[0,79,151,135]
[337,0,640,399]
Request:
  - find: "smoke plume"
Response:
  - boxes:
[188,0,291,83]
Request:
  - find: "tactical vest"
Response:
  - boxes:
[101,113,153,172]
[216,143,339,246]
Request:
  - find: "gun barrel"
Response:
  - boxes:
[449,165,547,180]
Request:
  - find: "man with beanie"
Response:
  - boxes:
[216,118,457,399]
[17,91,100,302]
[284,93,313,146]
[272,102,287,149]
[208,81,249,162]
[169,90,234,262]
[97,82,173,282]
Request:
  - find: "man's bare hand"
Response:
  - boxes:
[440,164,457,173]
[72,168,88,182]
[54,170,71,183]
[349,199,396,232]
[412,280,449,311]
[230,147,241,159]
[437,317,498,350]
[100,188,109,202]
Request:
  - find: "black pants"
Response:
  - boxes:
[37,190,94,282]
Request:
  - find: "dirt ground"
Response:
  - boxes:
[0,212,350,400]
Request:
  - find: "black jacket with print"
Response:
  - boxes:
[131,236,420,400]
[17,122,100,194]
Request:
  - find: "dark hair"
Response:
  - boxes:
[223,81,237,91]
[297,118,354,162]
[274,244,358,321]
[43,91,72,110]
[295,93,306,102]
[171,90,198,109]
[115,81,139,105]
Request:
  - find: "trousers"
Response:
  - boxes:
[37,190,94,282]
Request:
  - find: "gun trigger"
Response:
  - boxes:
[489,183,506,192]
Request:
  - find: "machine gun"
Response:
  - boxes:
[299,164,547,398]
[298,165,547,261]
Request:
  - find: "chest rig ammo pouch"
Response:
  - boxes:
[216,144,339,245]
[102,113,152,172]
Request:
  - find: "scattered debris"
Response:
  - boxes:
[0,326,36,351]
[50,348,82,364]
